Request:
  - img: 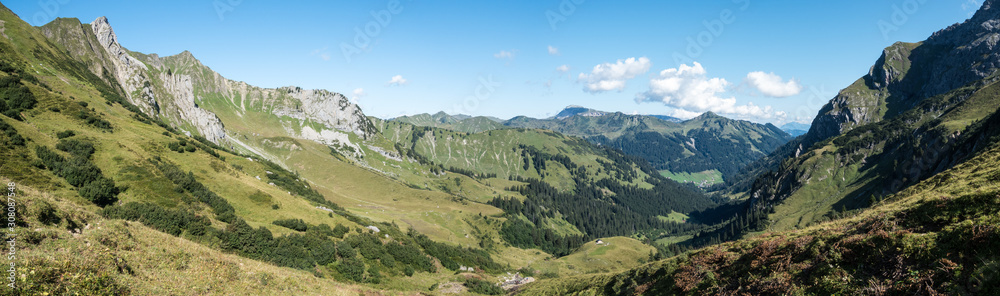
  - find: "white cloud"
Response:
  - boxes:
[745,71,803,97]
[387,75,408,86]
[578,57,651,93]
[637,62,785,120]
[556,65,570,73]
[669,108,704,119]
[494,50,515,60]
[548,45,560,55]
[350,88,366,104]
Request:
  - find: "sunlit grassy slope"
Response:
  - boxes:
[0,4,714,294]
[5,178,394,295]
[519,141,1000,295]
[762,75,1000,231]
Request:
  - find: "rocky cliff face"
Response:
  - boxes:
[155,66,228,141]
[807,0,1000,146]
[922,0,1000,96]
[740,0,1000,231]
[274,87,376,139]
[41,16,376,146]
[88,17,162,116]
[151,50,376,142]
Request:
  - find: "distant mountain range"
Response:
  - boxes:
[393,107,794,180]
[0,6,721,293]
[525,1,1000,294]
[6,0,1000,293]
[779,122,810,137]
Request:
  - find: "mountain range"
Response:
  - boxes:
[1,0,999,295]
[779,122,810,137]
[395,107,794,186]
[0,3,719,293]
[523,1,1000,294]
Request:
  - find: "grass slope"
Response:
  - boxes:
[519,141,1000,295]
[6,178,390,295]
[505,110,792,179]
[527,237,657,278]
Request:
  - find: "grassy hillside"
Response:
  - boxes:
[754,74,1000,232]
[505,110,792,180]
[394,108,792,184]
[527,237,658,278]
[3,178,395,295]
[0,7,539,294]
[393,112,507,134]
[0,6,718,294]
[519,139,1000,295]
[369,118,715,256]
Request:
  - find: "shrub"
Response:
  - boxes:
[380,253,396,268]
[272,219,308,232]
[217,211,236,223]
[336,241,357,259]
[59,157,104,187]
[76,110,113,132]
[153,160,235,219]
[101,202,195,236]
[3,109,23,121]
[187,217,209,236]
[332,224,349,238]
[35,201,61,225]
[386,242,434,272]
[78,177,119,207]
[56,139,95,159]
[336,256,366,283]
[464,277,503,295]
[347,233,386,261]
[366,265,382,284]
[56,130,75,139]
[168,141,181,152]
[0,75,37,112]
[36,145,120,207]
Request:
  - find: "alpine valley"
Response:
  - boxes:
[0,1,998,295]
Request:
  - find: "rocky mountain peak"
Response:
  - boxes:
[917,1,1000,95]
[691,111,720,121]
[90,17,127,63]
[806,0,1000,146]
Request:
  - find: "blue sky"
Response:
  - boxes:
[7,0,984,124]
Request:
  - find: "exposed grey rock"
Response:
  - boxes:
[89,17,159,115]
[158,71,227,142]
[272,87,376,139]
[806,0,1000,146]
